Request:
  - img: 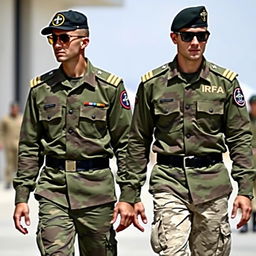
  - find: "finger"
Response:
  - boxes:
[116,224,127,232]
[13,215,28,234]
[110,208,118,224]
[139,210,148,224]
[24,212,31,226]
[231,203,238,219]
[133,216,145,232]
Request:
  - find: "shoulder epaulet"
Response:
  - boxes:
[141,64,169,83]
[209,63,238,82]
[29,70,56,88]
[95,68,122,87]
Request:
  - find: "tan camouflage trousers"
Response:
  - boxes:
[151,193,231,256]
[36,197,117,256]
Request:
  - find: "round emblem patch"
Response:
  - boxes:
[120,90,131,110]
[52,14,65,26]
[233,88,245,107]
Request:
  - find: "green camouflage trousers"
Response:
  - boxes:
[151,192,231,256]
[36,197,117,256]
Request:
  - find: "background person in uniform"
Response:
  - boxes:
[12,10,133,256]
[0,102,22,189]
[240,95,256,233]
[117,6,256,255]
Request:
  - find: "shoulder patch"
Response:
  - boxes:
[95,68,122,87]
[141,64,169,83]
[209,63,237,82]
[29,70,56,88]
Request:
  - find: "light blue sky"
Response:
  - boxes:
[76,0,256,101]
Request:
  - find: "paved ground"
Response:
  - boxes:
[1,181,256,256]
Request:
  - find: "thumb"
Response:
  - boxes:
[231,203,238,219]
[24,212,30,226]
[111,208,118,224]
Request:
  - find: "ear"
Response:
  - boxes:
[81,37,90,49]
[170,32,178,44]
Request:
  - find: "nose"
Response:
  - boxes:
[191,35,199,45]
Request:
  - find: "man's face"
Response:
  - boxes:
[48,29,89,63]
[170,27,209,62]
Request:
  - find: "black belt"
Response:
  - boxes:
[45,156,109,171]
[157,153,222,168]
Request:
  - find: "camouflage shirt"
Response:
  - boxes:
[119,57,255,205]
[14,59,132,209]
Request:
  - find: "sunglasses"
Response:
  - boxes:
[175,31,210,42]
[47,34,85,45]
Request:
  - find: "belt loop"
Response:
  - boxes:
[65,160,76,172]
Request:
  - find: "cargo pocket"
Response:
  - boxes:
[150,214,167,253]
[105,229,117,256]
[215,222,231,256]
[36,226,46,255]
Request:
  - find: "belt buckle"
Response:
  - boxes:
[65,160,76,172]
[183,156,194,168]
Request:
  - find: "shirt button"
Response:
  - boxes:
[68,128,73,134]
[69,109,73,114]
[186,133,191,138]
[185,104,190,110]
[91,114,96,119]
[47,115,51,120]
[209,108,213,113]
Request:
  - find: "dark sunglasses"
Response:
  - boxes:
[175,31,210,42]
[47,34,85,45]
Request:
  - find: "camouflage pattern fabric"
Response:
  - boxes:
[37,197,117,256]
[119,57,255,204]
[151,192,231,256]
[13,58,132,208]
[250,115,256,210]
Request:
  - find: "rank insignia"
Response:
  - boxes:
[233,88,245,107]
[120,90,131,109]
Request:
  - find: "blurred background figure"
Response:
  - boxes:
[240,95,256,233]
[0,103,23,189]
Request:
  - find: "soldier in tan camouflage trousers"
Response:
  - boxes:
[13,10,134,256]
[117,6,256,256]
[0,103,22,189]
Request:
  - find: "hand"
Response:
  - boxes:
[133,202,148,232]
[231,195,252,229]
[111,202,134,232]
[13,203,30,234]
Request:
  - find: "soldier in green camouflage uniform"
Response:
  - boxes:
[240,95,256,233]
[13,10,133,256]
[118,6,256,256]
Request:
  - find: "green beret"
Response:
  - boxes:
[171,6,208,32]
[249,95,256,104]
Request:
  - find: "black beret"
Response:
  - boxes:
[41,10,89,35]
[171,6,208,32]
[249,95,256,104]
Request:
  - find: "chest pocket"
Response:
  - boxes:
[154,100,182,133]
[79,105,108,139]
[196,101,224,133]
[39,104,63,138]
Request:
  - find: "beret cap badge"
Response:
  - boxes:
[51,14,65,26]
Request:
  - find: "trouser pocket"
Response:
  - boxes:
[215,222,231,256]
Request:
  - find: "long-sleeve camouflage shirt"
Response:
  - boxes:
[119,57,255,205]
[14,58,132,209]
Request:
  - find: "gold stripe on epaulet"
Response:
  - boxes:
[30,76,42,88]
[223,69,237,81]
[106,74,121,86]
[141,71,153,83]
